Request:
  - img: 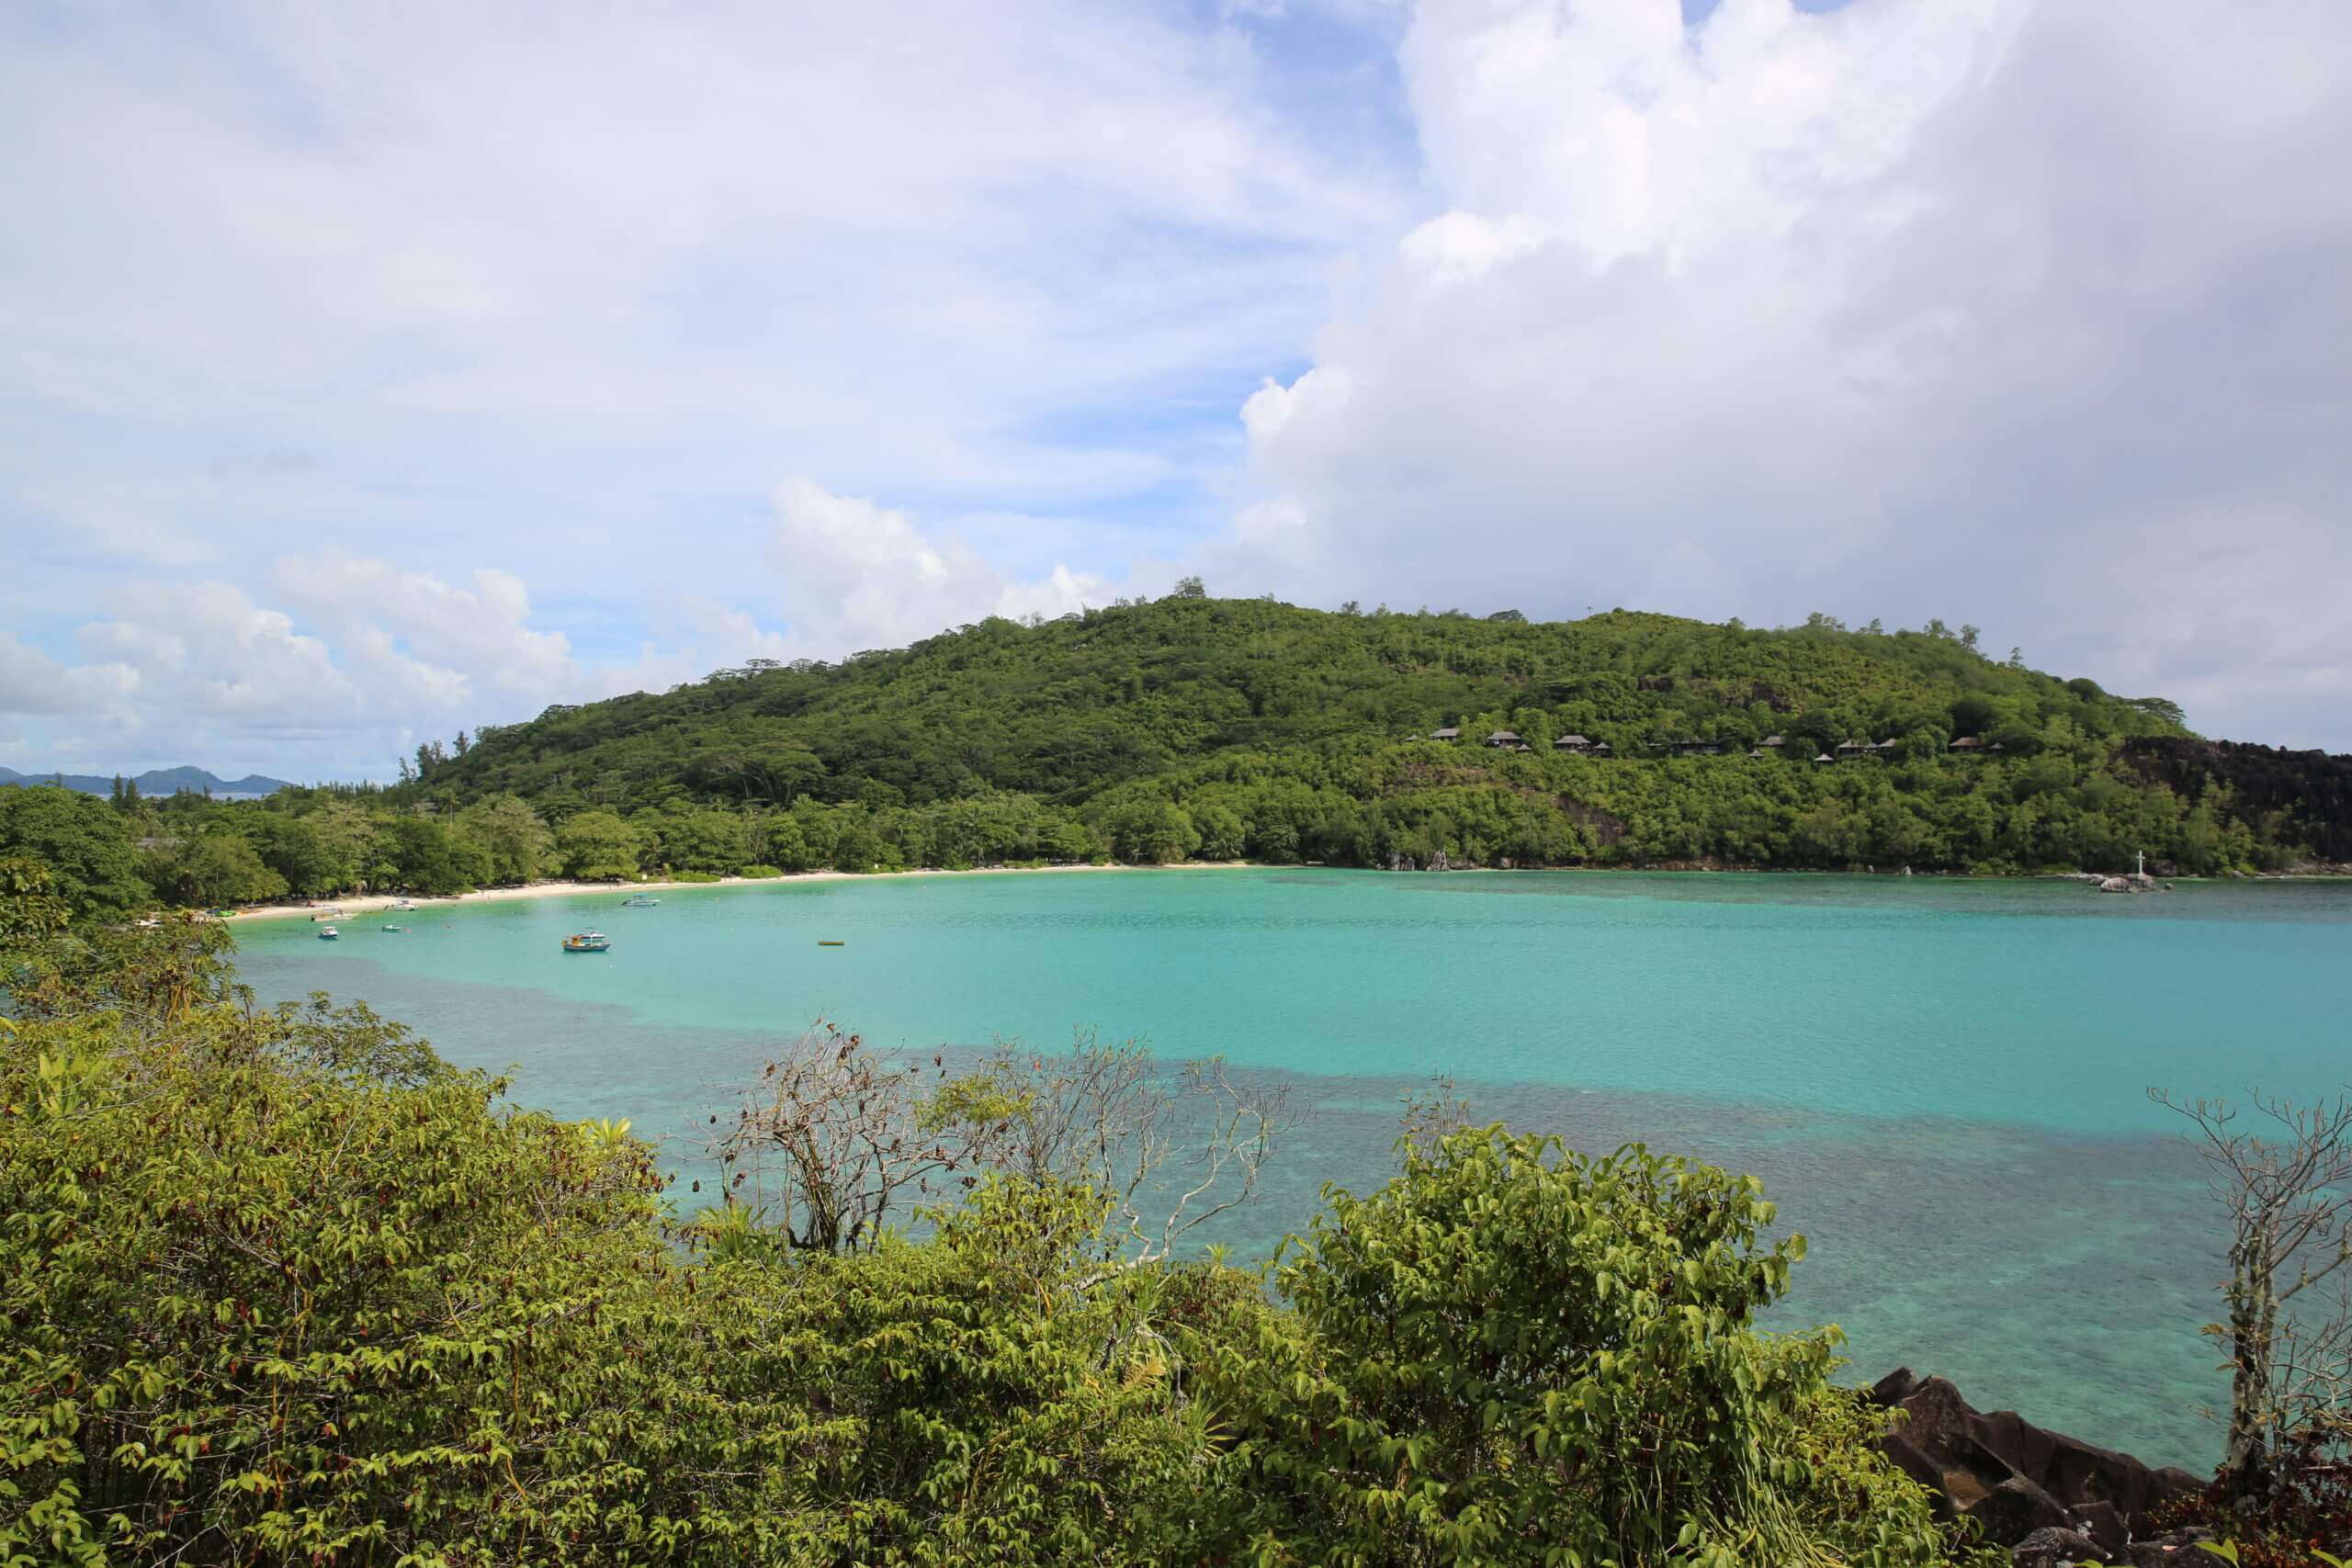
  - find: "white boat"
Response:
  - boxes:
[318,926,340,941]
[562,931,611,953]
[620,895,661,908]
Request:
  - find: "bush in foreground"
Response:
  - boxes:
[0,864,1992,1565]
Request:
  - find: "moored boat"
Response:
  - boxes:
[620,895,661,908]
[318,926,340,941]
[562,931,611,953]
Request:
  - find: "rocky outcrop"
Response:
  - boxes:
[2120,738,2352,863]
[1865,1371,2209,1563]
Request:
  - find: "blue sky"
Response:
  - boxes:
[4,0,2349,780]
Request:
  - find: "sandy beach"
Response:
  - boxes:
[225,861,1260,922]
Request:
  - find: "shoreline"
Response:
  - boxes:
[216,857,2345,923]
[224,861,1264,922]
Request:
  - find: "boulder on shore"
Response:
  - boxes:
[1863,1371,2200,1557]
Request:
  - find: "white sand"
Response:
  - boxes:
[226,861,1259,922]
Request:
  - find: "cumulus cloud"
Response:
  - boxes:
[271,555,575,708]
[769,478,1125,652]
[1222,0,2352,749]
[0,634,140,721]
[0,0,1399,776]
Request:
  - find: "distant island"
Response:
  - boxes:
[0,764,298,799]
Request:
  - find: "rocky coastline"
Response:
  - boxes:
[1865,1371,2220,1564]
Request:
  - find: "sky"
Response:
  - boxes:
[3,0,2347,783]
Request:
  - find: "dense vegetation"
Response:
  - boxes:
[1,861,1996,1565]
[1,596,2325,914]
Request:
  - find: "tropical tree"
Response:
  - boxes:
[0,784,151,919]
[556,808,648,880]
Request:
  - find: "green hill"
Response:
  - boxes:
[393,597,2271,878]
[429,600,2179,806]
[0,596,2317,909]
[0,764,297,798]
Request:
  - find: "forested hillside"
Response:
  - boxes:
[3,595,2328,909]
[427,597,2188,809]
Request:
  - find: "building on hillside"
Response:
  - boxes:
[1872,739,1899,757]
[1950,735,1983,752]
[1590,740,1614,756]
[1815,751,1838,765]
[1485,729,1521,748]
[1553,733,1592,752]
[1836,739,1870,761]
[1760,734,1786,749]
[1747,748,1767,760]
[1431,727,1460,741]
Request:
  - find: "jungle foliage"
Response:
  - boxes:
[2,598,2317,913]
[0,863,1998,1566]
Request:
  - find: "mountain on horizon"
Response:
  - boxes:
[0,764,300,799]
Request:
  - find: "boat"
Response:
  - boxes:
[818,939,844,946]
[318,926,340,941]
[562,931,611,953]
[620,895,662,908]
[381,924,406,932]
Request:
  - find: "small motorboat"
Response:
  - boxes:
[562,931,611,953]
[381,924,406,932]
[818,939,844,947]
[620,895,661,908]
[317,926,340,941]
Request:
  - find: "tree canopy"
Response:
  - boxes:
[0,865,1996,1566]
[6,598,2323,915]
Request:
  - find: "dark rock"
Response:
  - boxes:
[2011,1526,2105,1566]
[1967,1476,2069,1546]
[2121,1528,2216,1566]
[1871,1366,1920,1406]
[1896,1375,1979,1456]
[1871,1438,1947,1504]
[2069,1499,2128,1556]
[1873,1372,2200,1540]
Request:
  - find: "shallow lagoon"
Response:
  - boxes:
[236,869,2352,1466]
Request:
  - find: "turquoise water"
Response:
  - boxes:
[234,869,2352,1467]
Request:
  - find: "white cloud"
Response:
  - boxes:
[0,0,1403,774]
[271,555,575,706]
[769,478,1125,653]
[1222,0,2352,748]
[0,633,140,720]
[5,0,2349,772]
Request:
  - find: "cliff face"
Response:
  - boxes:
[2120,739,2352,863]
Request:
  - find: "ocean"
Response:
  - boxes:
[233,867,2352,1466]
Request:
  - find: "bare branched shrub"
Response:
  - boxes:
[2151,1084,2352,1503]
[710,1022,1295,1260]
[713,1021,984,1252]
[1400,1072,1473,1156]
[943,1030,1297,1260]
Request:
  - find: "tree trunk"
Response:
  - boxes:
[2222,1231,2277,1505]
